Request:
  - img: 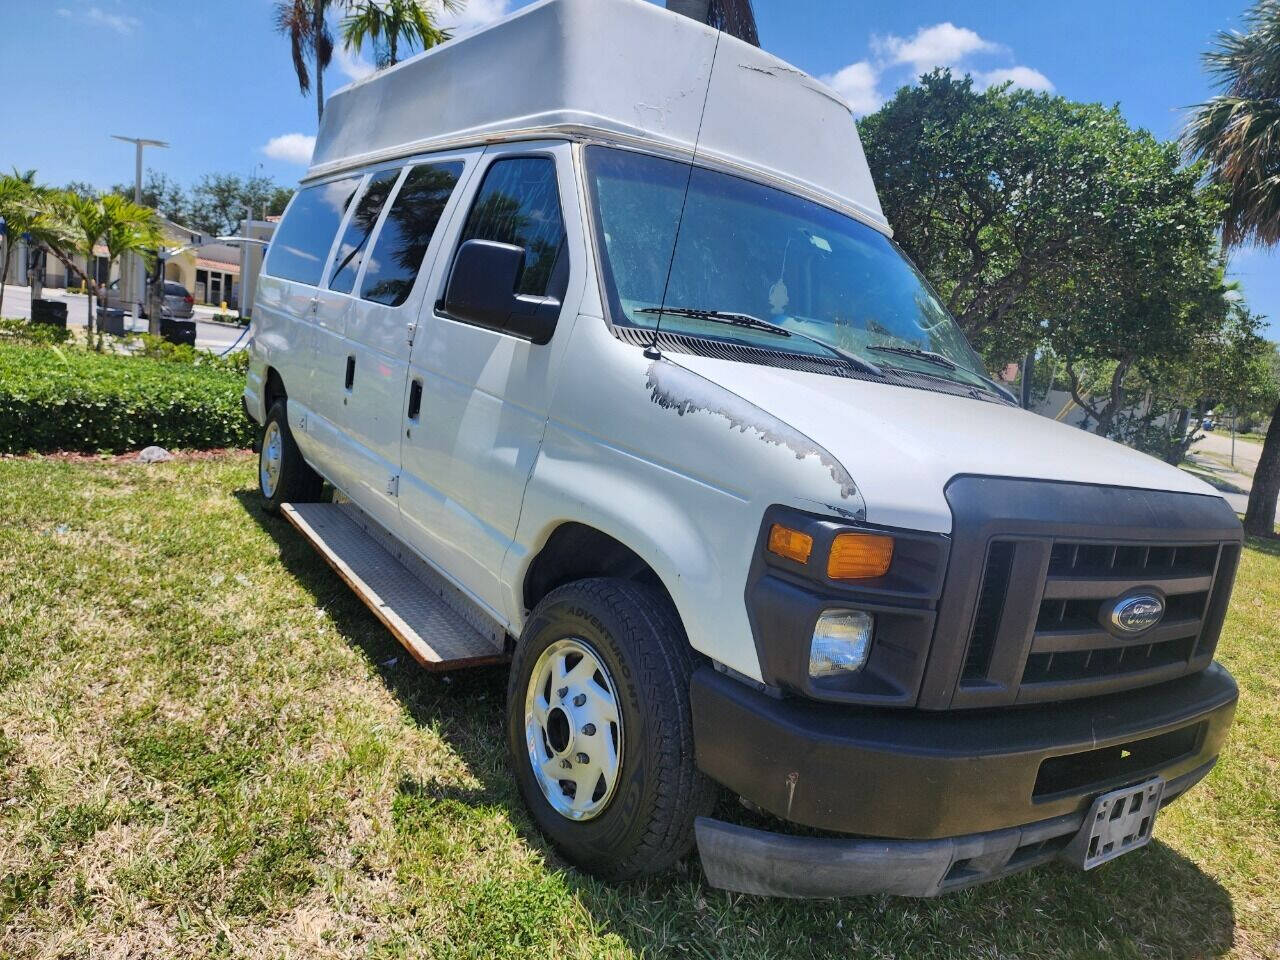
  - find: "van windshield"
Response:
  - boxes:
[584,145,992,392]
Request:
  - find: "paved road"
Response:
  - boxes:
[1193,429,1262,477]
[2,284,249,353]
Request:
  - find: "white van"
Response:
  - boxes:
[244,0,1241,898]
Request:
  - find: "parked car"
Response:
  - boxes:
[98,278,195,319]
[243,0,1241,899]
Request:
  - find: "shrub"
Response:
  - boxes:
[128,333,250,376]
[0,317,72,346]
[0,342,254,454]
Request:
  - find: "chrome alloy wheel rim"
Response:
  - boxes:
[260,421,283,498]
[524,637,623,821]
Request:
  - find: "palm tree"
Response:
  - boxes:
[1185,0,1280,536]
[275,0,334,125]
[0,174,73,317]
[340,0,460,69]
[45,192,163,340]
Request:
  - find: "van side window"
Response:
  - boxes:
[328,169,399,295]
[360,161,464,307]
[457,157,568,300]
[263,176,361,286]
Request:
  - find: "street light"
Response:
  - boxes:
[111,134,168,334]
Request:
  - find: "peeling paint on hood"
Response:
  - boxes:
[645,359,866,516]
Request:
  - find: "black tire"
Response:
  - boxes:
[258,398,323,513]
[506,578,716,880]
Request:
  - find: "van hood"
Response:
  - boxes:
[668,354,1222,533]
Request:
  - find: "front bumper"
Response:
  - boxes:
[690,662,1237,897]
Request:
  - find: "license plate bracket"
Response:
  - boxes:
[1065,777,1165,870]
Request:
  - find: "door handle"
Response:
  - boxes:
[344,355,356,390]
[407,378,423,420]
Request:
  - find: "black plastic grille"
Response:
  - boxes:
[1023,633,1198,684]
[1033,722,1205,798]
[1047,542,1218,579]
[955,536,1236,705]
[961,540,1016,682]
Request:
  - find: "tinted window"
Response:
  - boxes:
[360,162,463,307]
[164,282,189,296]
[328,170,399,295]
[458,157,567,298]
[264,176,361,286]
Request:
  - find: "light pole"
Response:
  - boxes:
[111,134,168,334]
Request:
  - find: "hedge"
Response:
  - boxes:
[0,342,255,453]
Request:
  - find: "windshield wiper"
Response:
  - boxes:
[867,344,957,370]
[868,343,1017,404]
[637,307,790,337]
[637,306,883,377]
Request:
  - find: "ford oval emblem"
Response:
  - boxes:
[1110,595,1164,634]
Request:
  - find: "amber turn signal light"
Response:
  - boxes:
[767,523,813,564]
[827,532,894,580]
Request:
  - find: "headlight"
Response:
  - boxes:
[809,609,873,679]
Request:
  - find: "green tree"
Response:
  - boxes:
[859,72,1148,362]
[0,174,74,316]
[275,0,334,125]
[340,0,459,68]
[110,169,188,224]
[860,70,1252,464]
[1185,0,1280,535]
[1047,144,1229,439]
[187,173,292,236]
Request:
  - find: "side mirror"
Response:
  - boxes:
[440,239,560,344]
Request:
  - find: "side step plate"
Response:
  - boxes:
[281,502,507,670]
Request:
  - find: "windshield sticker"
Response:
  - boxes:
[645,360,866,514]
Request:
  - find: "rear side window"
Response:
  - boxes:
[328,169,399,295]
[360,161,464,306]
[458,157,567,299]
[264,176,361,286]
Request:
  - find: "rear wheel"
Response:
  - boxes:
[507,578,716,880]
[258,398,323,513]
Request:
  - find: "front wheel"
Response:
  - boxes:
[506,578,716,880]
[258,398,323,513]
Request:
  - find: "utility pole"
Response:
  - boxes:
[111,134,168,335]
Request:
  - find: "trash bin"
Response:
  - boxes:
[31,299,68,329]
[98,309,127,336]
[160,318,197,347]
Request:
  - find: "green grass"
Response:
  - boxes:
[0,452,1276,958]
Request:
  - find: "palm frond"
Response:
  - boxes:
[1183,1,1280,248]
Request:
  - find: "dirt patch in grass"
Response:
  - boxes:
[1,447,252,464]
[0,453,1276,958]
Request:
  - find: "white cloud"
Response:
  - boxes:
[821,61,882,116]
[85,6,140,35]
[432,0,512,33]
[334,45,376,82]
[56,8,72,17]
[262,133,317,165]
[830,21,1052,106]
[977,65,1054,92]
[874,22,1000,72]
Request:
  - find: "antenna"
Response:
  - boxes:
[647,30,723,359]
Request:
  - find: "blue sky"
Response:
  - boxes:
[2,0,1275,338]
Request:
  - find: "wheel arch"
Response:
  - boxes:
[522,522,680,625]
[263,366,287,410]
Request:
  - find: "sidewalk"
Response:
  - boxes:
[1181,448,1277,527]
[1,284,247,353]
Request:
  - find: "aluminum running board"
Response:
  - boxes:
[281,501,507,670]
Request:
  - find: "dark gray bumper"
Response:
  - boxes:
[695,759,1214,898]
